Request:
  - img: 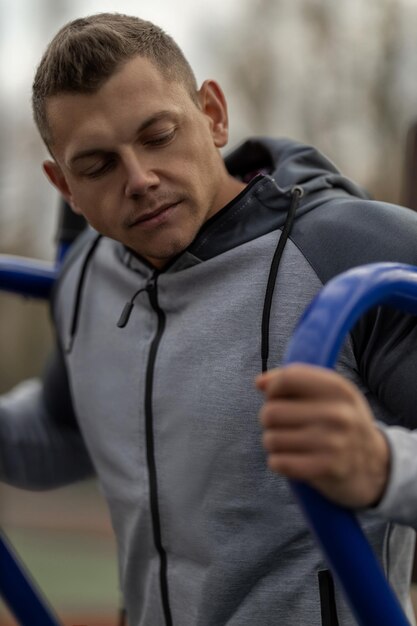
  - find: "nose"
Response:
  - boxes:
[124,152,160,198]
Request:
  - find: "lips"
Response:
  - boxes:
[128,201,180,228]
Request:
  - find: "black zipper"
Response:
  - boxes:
[145,273,173,626]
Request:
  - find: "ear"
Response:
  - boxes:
[197,80,229,148]
[42,160,82,214]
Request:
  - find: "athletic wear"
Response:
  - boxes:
[2,138,417,625]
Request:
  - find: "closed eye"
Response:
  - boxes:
[144,127,176,148]
[83,158,117,179]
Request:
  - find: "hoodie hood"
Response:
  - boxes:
[186,137,368,263]
[225,137,369,201]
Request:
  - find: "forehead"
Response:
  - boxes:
[46,55,194,156]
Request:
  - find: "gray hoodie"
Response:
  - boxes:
[2,138,417,625]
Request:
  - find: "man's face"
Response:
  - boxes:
[43,56,244,267]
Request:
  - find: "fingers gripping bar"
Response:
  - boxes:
[284,262,417,626]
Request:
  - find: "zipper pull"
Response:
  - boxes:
[146,272,158,292]
[145,272,159,305]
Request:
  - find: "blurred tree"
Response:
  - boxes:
[214,0,417,203]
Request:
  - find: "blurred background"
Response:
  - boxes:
[1,0,417,623]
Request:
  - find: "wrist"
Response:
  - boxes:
[368,429,391,508]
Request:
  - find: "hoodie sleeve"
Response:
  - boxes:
[351,305,417,525]
[0,343,94,489]
[291,196,417,526]
[372,425,417,525]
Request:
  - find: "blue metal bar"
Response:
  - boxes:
[0,252,62,624]
[0,255,57,299]
[0,532,61,625]
[284,262,417,626]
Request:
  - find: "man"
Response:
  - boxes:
[2,12,417,626]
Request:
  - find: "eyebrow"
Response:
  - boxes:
[68,110,178,167]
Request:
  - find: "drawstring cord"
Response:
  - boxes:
[65,233,102,354]
[117,272,158,328]
[261,184,304,372]
[117,287,147,328]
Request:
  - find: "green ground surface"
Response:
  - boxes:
[0,480,119,624]
[1,527,118,608]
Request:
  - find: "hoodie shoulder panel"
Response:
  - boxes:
[291,197,417,429]
[291,197,417,280]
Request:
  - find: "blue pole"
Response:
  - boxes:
[0,255,57,298]
[284,262,417,626]
[0,532,61,625]
[0,254,61,624]
[0,204,86,624]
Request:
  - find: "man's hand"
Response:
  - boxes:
[256,364,390,508]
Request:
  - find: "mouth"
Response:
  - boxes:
[128,201,182,229]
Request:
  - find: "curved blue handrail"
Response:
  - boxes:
[284,262,417,626]
[0,532,61,625]
[0,252,61,625]
[0,255,57,298]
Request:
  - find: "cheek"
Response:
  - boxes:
[72,183,119,230]
[176,142,215,187]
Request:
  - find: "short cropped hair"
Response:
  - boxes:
[32,13,198,147]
